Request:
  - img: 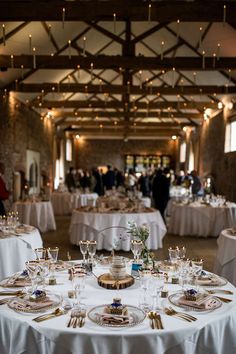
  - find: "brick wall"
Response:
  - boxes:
[0,96,54,208]
[74,138,177,171]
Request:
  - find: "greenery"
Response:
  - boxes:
[127,221,154,266]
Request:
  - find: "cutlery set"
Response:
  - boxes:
[67,309,86,328]
[148,311,164,329]
[164,307,197,322]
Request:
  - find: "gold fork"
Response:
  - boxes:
[164,307,197,322]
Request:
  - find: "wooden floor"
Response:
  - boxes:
[42,216,218,272]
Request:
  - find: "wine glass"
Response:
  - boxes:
[191,258,203,277]
[130,240,143,262]
[87,240,97,265]
[168,246,179,264]
[47,247,59,278]
[177,246,186,260]
[79,240,88,264]
[37,260,50,289]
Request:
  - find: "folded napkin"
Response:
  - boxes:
[196,276,221,286]
[10,297,54,311]
[179,295,219,310]
[96,313,131,325]
[0,274,31,288]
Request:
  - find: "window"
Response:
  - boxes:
[225,120,236,153]
[180,142,186,163]
[66,139,72,161]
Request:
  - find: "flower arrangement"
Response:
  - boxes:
[127,221,154,266]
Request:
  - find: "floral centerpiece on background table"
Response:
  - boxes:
[127,221,154,267]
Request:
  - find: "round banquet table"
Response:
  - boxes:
[214,228,236,286]
[51,192,73,215]
[0,265,236,354]
[0,226,43,280]
[168,202,236,237]
[12,201,56,233]
[69,209,167,250]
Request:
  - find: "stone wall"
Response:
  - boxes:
[192,109,236,202]
[0,96,54,207]
[74,138,177,171]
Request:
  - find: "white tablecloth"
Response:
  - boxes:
[168,202,236,237]
[69,210,166,250]
[0,227,42,280]
[72,193,98,208]
[214,229,236,286]
[12,201,56,233]
[51,192,72,215]
[0,266,236,354]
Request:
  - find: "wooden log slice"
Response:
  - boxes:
[98,273,135,290]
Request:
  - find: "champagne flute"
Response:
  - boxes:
[87,240,97,265]
[47,247,59,279]
[79,240,88,264]
[25,261,40,292]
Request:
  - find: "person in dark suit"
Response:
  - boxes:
[152,168,170,222]
[104,165,115,191]
[0,162,10,216]
[65,167,76,192]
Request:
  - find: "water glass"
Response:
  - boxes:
[35,248,47,260]
[87,240,97,264]
[191,259,204,276]
[79,240,88,264]
[168,247,179,263]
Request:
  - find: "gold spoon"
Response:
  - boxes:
[33,308,64,322]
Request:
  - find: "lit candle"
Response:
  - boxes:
[10,55,14,68]
[48,24,52,39]
[68,40,71,59]
[83,36,86,56]
[99,79,102,92]
[149,81,153,95]
[139,70,142,89]
[15,79,18,91]
[180,78,184,92]
[148,4,152,22]
[33,47,36,69]
[29,34,32,54]
[77,64,80,79]
[21,65,24,79]
[212,53,216,68]
[225,84,228,94]
[127,81,130,94]
[161,41,164,60]
[62,8,65,28]
[172,67,176,88]
[2,24,5,46]
[228,69,231,85]
[176,19,180,41]
[113,13,116,33]
[90,62,93,82]
[199,27,202,49]
[202,51,205,69]
[223,4,226,24]
[217,43,220,61]
[193,72,196,84]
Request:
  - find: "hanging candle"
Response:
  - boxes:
[180,79,184,92]
[212,53,216,68]
[90,62,93,82]
[228,69,231,85]
[21,65,24,79]
[177,95,180,110]
[2,24,6,46]
[62,8,65,28]
[217,43,220,61]
[161,41,164,60]
[193,72,196,85]
[202,51,205,70]
[148,4,152,22]
[33,47,36,69]
[223,4,226,24]
[48,24,52,39]
[127,81,130,94]
[172,67,176,88]
[68,40,71,59]
[15,79,18,91]
[176,19,180,41]
[83,36,86,56]
[139,70,142,89]
[99,79,102,92]
[29,34,32,54]
[77,65,80,79]
[199,27,202,49]
[113,13,116,33]
[10,55,14,68]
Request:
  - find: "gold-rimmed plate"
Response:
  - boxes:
[168,291,222,312]
[88,304,146,328]
[8,293,61,313]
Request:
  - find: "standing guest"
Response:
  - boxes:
[138,171,150,197]
[126,169,137,191]
[65,167,76,192]
[0,162,10,216]
[190,170,202,196]
[152,168,170,222]
[92,167,104,196]
[104,165,115,191]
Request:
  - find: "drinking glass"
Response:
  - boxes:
[168,247,179,263]
[87,240,97,264]
[47,247,59,263]
[177,246,186,260]
[191,259,203,276]
[37,260,50,289]
[72,273,86,309]
[150,273,165,310]
[138,269,152,312]
[80,241,88,264]
[130,240,143,262]
[25,261,40,292]
[35,248,47,260]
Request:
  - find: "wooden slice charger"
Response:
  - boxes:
[98,273,135,290]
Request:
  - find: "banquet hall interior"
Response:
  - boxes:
[0,1,236,354]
